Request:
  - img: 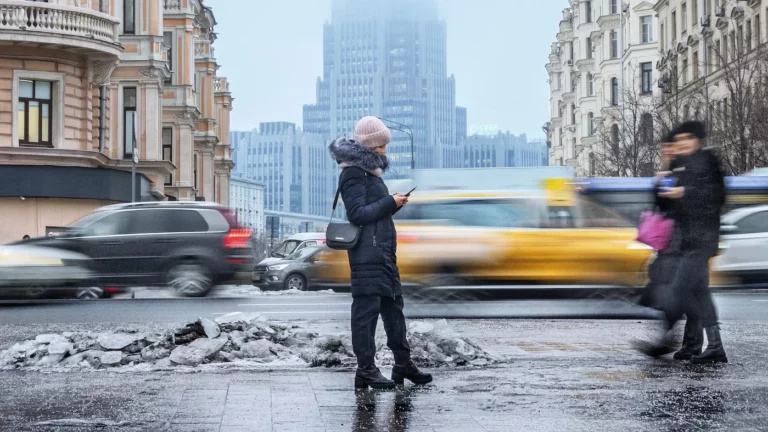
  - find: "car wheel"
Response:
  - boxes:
[75,287,104,300]
[167,262,213,297]
[284,273,307,291]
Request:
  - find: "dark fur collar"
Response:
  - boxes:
[328,136,389,177]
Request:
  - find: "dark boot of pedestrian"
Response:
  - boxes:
[355,365,396,390]
[673,319,703,361]
[691,326,728,364]
[391,360,432,385]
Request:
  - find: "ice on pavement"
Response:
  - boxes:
[0,314,504,372]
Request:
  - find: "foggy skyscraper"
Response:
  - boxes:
[303,0,465,176]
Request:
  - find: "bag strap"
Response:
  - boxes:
[329,168,366,223]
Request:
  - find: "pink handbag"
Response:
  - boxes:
[637,211,674,251]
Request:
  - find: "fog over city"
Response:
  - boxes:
[208,0,563,138]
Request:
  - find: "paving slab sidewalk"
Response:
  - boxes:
[1,319,768,431]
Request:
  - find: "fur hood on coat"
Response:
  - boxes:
[328,136,389,177]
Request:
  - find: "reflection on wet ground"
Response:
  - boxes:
[353,387,415,432]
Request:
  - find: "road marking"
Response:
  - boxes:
[258,311,349,315]
[752,300,768,302]
[236,303,350,307]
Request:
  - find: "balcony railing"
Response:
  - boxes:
[214,77,230,93]
[164,0,182,12]
[0,0,119,44]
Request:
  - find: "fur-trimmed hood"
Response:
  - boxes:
[328,136,389,177]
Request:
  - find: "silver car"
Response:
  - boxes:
[252,246,326,291]
[715,205,768,285]
[0,244,95,298]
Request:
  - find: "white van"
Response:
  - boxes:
[270,233,326,258]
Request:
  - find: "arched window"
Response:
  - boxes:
[587,112,595,136]
[611,78,619,105]
[611,124,620,152]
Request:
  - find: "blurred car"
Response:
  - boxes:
[269,233,326,258]
[253,245,326,291]
[313,188,653,294]
[713,205,768,286]
[14,202,255,297]
[0,244,94,298]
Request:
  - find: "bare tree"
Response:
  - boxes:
[592,69,659,177]
[705,31,768,174]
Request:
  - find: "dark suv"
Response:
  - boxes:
[20,202,254,297]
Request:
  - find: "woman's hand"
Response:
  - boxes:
[393,193,409,208]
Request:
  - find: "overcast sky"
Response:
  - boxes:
[206,0,563,139]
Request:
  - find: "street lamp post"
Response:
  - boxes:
[377,117,415,171]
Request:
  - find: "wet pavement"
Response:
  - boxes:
[1,319,768,431]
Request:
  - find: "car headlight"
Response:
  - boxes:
[268,264,289,271]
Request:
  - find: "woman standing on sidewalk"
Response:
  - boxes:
[329,116,432,389]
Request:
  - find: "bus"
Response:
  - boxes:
[576,176,768,224]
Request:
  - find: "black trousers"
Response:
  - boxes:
[665,252,719,329]
[351,295,411,368]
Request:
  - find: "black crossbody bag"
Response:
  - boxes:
[325,170,365,250]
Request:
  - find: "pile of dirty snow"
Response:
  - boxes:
[0,314,502,371]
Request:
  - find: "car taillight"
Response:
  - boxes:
[224,228,252,248]
[397,233,418,243]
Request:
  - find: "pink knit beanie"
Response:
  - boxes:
[354,116,391,149]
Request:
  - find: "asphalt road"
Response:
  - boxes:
[0,291,766,325]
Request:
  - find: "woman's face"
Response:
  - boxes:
[373,144,387,155]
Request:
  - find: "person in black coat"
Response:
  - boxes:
[329,116,432,390]
[652,121,727,364]
[637,134,704,360]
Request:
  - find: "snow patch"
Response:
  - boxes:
[0,315,504,372]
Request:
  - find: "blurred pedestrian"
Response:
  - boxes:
[329,116,432,390]
[637,121,728,364]
[637,134,703,360]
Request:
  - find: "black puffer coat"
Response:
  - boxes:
[329,137,401,298]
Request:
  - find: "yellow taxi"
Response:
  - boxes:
[313,180,654,290]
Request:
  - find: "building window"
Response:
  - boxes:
[162,127,173,185]
[163,31,173,84]
[611,77,619,105]
[641,62,653,93]
[610,31,618,58]
[587,112,595,136]
[611,124,620,152]
[194,153,198,192]
[611,0,618,15]
[692,0,698,28]
[681,3,687,35]
[672,11,677,41]
[123,87,137,158]
[641,113,653,144]
[693,52,700,80]
[586,37,593,59]
[124,0,135,34]
[571,104,576,124]
[756,14,762,46]
[17,80,52,147]
[587,72,594,96]
[661,23,665,50]
[585,1,592,23]
[641,16,653,43]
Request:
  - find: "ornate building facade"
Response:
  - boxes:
[0,0,233,242]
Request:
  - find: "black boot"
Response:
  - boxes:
[673,319,703,361]
[391,361,433,385]
[355,365,396,390]
[691,326,728,364]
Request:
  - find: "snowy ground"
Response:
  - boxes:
[112,285,341,299]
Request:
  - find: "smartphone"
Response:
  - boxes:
[405,187,417,197]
